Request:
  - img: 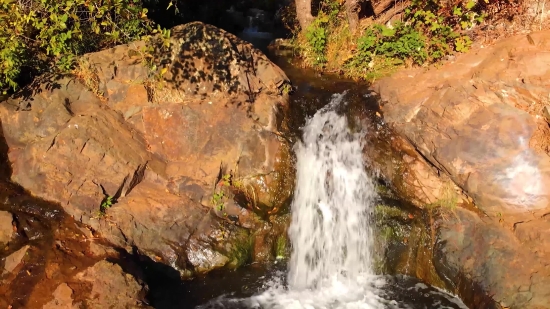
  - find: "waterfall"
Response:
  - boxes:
[288,92,376,289]
[246,93,386,308]
[196,93,470,309]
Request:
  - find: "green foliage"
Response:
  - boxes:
[211,172,246,212]
[0,0,155,94]
[346,23,427,79]
[275,234,289,259]
[100,195,115,213]
[302,0,342,67]
[344,0,485,80]
[321,0,341,22]
[227,230,253,268]
[405,0,485,55]
[356,23,427,65]
[212,191,225,211]
[305,16,329,65]
[281,83,292,95]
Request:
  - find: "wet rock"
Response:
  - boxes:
[0,22,292,275]
[72,260,150,308]
[3,245,29,275]
[0,211,13,245]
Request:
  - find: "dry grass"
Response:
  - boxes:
[72,58,105,100]
[325,22,356,72]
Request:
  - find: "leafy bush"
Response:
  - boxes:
[305,16,329,65]
[300,0,343,67]
[344,0,485,80]
[405,0,484,57]
[0,0,154,93]
[346,23,428,79]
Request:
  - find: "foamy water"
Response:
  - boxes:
[245,93,386,308]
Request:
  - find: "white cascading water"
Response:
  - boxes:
[248,93,387,309]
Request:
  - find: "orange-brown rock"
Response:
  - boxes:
[372,31,550,308]
[0,22,292,276]
[374,32,550,220]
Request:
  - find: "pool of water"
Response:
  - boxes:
[155,262,467,309]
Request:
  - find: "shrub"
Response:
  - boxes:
[0,0,154,94]
[305,16,329,65]
[301,0,343,67]
[344,0,485,80]
[405,0,485,57]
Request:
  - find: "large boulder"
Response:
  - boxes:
[374,31,550,220]
[0,22,292,276]
[372,31,550,308]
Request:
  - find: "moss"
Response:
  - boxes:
[226,229,253,269]
[375,204,410,222]
[375,184,393,197]
[274,234,289,259]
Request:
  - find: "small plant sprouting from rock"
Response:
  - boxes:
[211,191,225,212]
[100,196,115,213]
[73,58,104,99]
[281,83,293,95]
[212,173,243,213]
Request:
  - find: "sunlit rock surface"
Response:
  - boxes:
[373,31,550,308]
[0,22,292,276]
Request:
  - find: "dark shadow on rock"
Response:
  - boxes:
[0,119,101,308]
[107,248,186,309]
[150,22,286,105]
[110,246,195,308]
[9,73,63,102]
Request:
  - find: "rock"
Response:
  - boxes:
[0,22,292,275]
[374,31,550,220]
[434,208,550,308]
[88,242,118,258]
[371,31,550,308]
[3,245,29,275]
[43,283,78,309]
[72,260,150,309]
[0,211,13,245]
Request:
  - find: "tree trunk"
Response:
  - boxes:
[295,0,314,31]
[345,0,361,32]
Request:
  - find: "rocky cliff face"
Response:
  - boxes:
[0,22,292,277]
[372,32,550,308]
